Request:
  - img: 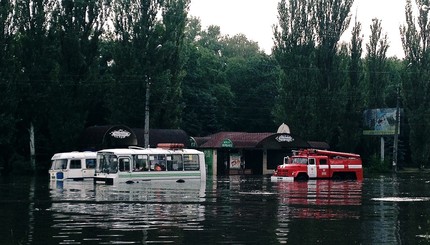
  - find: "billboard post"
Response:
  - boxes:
[392,87,400,173]
[363,107,401,171]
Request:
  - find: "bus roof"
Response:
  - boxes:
[97,147,203,155]
[51,151,97,160]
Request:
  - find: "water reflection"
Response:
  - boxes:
[2,174,430,244]
[49,179,206,244]
[273,180,362,244]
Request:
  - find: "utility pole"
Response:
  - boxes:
[144,76,150,148]
[143,44,161,148]
[392,86,400,173]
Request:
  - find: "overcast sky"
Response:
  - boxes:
[189,0,409,58]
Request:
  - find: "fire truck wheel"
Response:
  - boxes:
[332,173,342,180]
[296,173,308,181]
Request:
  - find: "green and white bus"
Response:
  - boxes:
[94,144,206,185]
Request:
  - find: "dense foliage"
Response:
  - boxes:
[0,0,428,173]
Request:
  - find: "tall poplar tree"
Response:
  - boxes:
[400,0,430,168]
[366,18,389,108]
[0,0,19,172]
[273,0,354,147]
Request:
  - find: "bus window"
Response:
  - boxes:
[183,154,200,171]
[134,154,148,171]
[149,154,166,171]
[119,158,131,172]
[167,154,183,171]
[70,160,81,169]
[86,159,96,169]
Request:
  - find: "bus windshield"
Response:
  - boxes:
[51,159,67,170]
[97,153,118,173]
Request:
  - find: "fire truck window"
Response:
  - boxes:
[320,159,327,165]
[309,159,315,165]
[292,157,308,164]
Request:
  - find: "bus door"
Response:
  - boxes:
[68,159,83,179]
[83,158,96,178]
[118,157,132,178]
[307,158,317,178]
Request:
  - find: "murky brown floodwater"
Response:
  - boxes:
[1,172,430,244]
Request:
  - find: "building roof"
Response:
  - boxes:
[194,132,325,150]
[78,125,190,151]
[195,132,272,148]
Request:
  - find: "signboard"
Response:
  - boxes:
[229,154,241,169]
[363,108,400,136]
[109,129,131,139]
[275,134,294,143]
[221,139,234,148]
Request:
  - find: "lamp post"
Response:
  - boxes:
[143,44,162,148]
[392,86,400,173]
[144,75,151,148]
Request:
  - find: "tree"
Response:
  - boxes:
[337,17,365,153]
[273,0,354,147]
[0,1,19,173]
[365,18,389,108]
[181,22,233,135]
[223,36,280,132]
[400,0,430,168]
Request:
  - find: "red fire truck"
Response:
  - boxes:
[271,149,363,182]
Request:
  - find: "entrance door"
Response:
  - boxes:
[119,157,131,172]
[68,159,83,179]
[307,158,317,178]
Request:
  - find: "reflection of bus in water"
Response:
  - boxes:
[50,178,206,203]
[94,144,206,185]
[48,180,206,243]
[49,151,97,181]
[276,180,362,219]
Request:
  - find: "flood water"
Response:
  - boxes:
[1,172,430,244]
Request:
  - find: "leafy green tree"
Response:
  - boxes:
[41,0,106,154]
[181,22,233,135]
[273,0,353,148]
[150,0,190,129]
[222,36,280,132]
[13,0,55,167]
[365,18,389,108]
[273,0,319,139]
[337,17,365,153]
[400,0,430,168]
[106,0,189,130]
[0,1,19,172]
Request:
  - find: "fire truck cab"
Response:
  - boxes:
[271,149,363,182]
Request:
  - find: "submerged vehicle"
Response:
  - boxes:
[49,151,97,181]
[94,144,206,185]
[271,149,363,182]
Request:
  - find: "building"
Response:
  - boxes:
[192,131,329,176]
[78,124,329,176]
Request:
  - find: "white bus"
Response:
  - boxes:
[49,151,97,181]
[94,144,206,185]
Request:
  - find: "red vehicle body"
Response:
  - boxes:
[271,149,363,181]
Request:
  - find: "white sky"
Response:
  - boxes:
[189,0,409,58]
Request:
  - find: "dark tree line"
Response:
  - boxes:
[0,0,429,173]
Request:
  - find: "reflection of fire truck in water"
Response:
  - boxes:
[276,180,362,220]
[271,149,363,182]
